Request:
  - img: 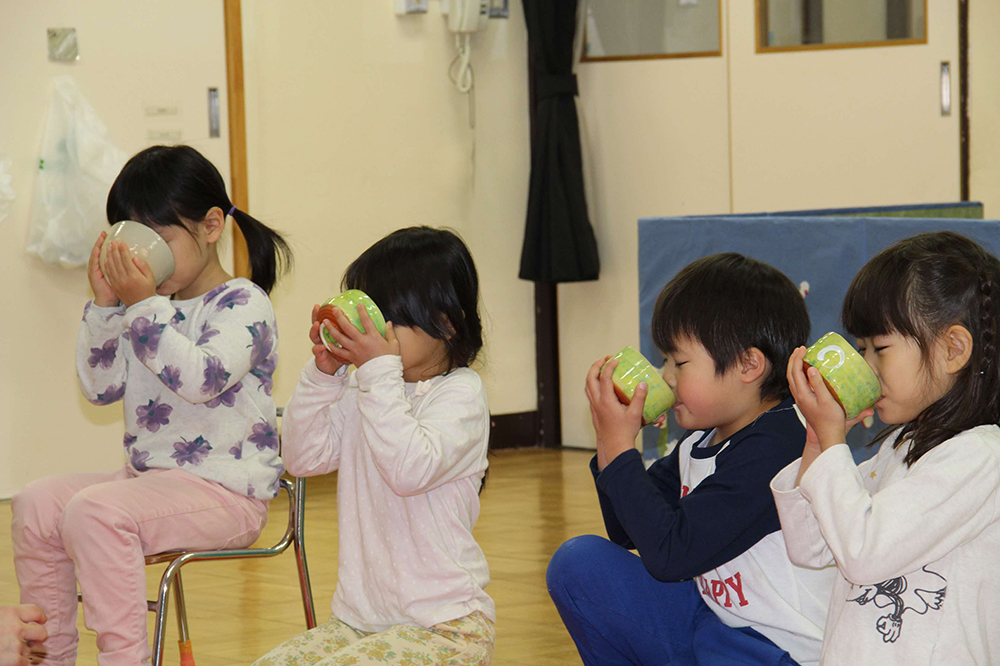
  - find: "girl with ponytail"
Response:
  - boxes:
[773,231,1000,664]
[11,145,292,664]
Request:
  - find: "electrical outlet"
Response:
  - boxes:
[395,0,428,14]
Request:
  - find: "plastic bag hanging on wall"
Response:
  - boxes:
[0,155,14,226]
[26,76,127,267]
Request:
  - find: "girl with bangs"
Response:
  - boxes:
[772,231,1000,665]
[255,227,494,666]
[12,145,292,665]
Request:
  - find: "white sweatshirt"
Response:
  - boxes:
[281,355,495,632]
[771,425,1000,665]
[76,278,282,499]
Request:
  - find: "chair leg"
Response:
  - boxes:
[151,565,175,666]
[294,477,317,629]
[174,570,195,666]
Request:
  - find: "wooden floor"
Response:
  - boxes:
[0,449,604,665]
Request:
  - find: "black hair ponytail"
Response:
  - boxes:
[229,208,292,294]
[107,145,292,294]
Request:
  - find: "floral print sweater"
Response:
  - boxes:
[76,278,283,500]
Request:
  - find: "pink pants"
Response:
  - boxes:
[11,466,269,666]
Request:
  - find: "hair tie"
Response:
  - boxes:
[227,205,237,217]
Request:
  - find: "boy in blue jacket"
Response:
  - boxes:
[548,253,835,666]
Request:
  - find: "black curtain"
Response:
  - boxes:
[519,0,600,283]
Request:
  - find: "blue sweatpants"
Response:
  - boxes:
[547,535,800,666]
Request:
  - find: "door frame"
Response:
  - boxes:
[224,0,250,277]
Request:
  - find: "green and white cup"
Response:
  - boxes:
[803,331,882,420]
[317,289,386,351]
[605,346,676,426]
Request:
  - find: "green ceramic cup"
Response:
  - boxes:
[317,290,386,351]
[803,331,882,419]
[605,346,676,426]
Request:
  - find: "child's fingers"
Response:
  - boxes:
[846,407,875,430]
[327,344,353,365]
[804,365,829,398]
[16,605,46,625]
[585,357,609,401]
[309,321,323,345]
[332,308,361,342]
[786,347,804,393]
[787,348,811,401]
[626,382,648,421]
[90,232,106,266]
[103,242,122,283]
[321,321,350,350]
[357,305,376,335]
[384,321,397,344]
[311,304,320,325]
[132,256,154,283]
[598,358,619,401]
[20,621,47,644]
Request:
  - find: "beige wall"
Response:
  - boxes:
[728,0,958,213]
[971,0,1000,218]
[562,54,732,447]
[0,1,231,498]
[240,1,537,418]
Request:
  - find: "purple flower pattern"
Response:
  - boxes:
[158,366,183,392]
[128,317,166,362]
[248,420,279,451]
[95,384,126,405]
[201,356,231,397]
[136,398,172,432]
[229,441,244,460]
[123,433,137,448]
[83,301,92,320]
[171,436,213,467]
[206,381,242,408]
[88,338,118,369]
[216,288,251,312]
[130,448,151,472]
[268,462,284,497]
[170,310,186,328]
[196,322,220,346]
[202,284,229,305]
[247,321,277,395]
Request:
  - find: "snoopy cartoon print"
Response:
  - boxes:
[847,566,947,643]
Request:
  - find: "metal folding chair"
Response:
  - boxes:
[147,474,316,666]
[79,408,316,666]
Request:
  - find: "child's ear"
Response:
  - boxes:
[201,206,227,243]
[739,347,769,384]
[440,313,456,339]
[941,324,973,374]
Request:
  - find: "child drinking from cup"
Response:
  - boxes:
[773,231,1000,664]
[548,253,836,666]
[254,227,494,666]
[12,145,292,665]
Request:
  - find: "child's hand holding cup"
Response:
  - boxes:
[316,290,387,351]
[311,290,387,374]
[801,332,882,420]
[603,346,676,427]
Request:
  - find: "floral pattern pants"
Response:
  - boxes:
[253,612,494,666]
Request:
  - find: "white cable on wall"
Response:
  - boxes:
[449,33,474,94]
